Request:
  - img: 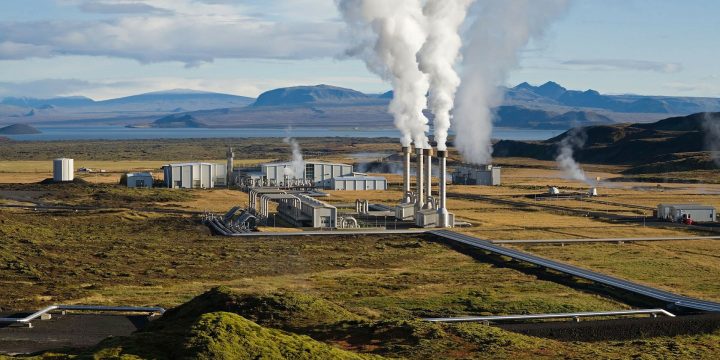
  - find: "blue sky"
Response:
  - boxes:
[0,0,717,100]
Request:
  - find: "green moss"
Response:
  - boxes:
[182,312,372,360]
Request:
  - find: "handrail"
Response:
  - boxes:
[0,305,165,328]
[423,309,675,323]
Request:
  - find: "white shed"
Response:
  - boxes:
[126,172,154,188]
[656,204,716,223]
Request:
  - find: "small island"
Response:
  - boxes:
[0,123,42,135]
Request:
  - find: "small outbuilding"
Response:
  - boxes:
[656,204,716,223]
[452,165,501,186]
[125,172,154,188]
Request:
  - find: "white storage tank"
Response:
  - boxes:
[53,158,74,182]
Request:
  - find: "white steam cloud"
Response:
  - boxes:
[336,0,431,148]
[283,133,305,179]
[454,0,571,164]
[417,0,474,151]
[702,113,720,166]
[556,128,592,184]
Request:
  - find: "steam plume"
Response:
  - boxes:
[556,128,591,184]
[283,133,305,179]
[702,113,720,166]
[336,0,431,148]
[454,0,570,164]
[417,0,474,151]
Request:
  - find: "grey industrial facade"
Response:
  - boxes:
[452,165,501,186]
[656,204,716,223]
[162,162,228,189]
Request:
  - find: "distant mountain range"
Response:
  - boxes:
[0,123,41,135]
[3,82,720,131]
[493,112,720,174]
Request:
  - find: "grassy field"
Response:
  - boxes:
[2,139,720,358]
[513,240,720,302]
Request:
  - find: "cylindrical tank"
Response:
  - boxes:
[53,158,74,182]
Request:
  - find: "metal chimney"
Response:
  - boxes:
[437,150,449,227]
[424,148,433,209]
[402,145,412,203]
[226,147,234,186]
[416,146,425,210]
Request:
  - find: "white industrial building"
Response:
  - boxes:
[330,175,387,191]
[277,194,337,228]
[126,172,154,188]
[656,204,716,223]
[261,161,352,187]
[53,158,74,182]
[162,162,227,189]
[256,161,386,191]
[452,165,501,186]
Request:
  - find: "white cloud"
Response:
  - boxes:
[562,59,683,73]
[0,0,344,65]
[78,1,172,14]
[0,41,53,60]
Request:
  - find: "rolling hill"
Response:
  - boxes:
[493,112,720,173]
[3,82,720,130]
[0,123,41,135]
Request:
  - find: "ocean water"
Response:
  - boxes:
[5,126,562,142]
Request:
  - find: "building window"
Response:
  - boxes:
[135,179,145,187]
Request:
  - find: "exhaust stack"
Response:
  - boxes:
[424,148,433,209]
[416,146,425,210]
[226,147,234,186]
[438,150,450,227]
[402,146,412,203]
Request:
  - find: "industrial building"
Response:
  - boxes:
[330,175,387,191]
[162,162,227,189]
[452,165,501,186]
[247,187,337,228]
[656,204,716,223]
[53,158,74,182]
[261,161,352,187]
[277,194,337,228]
[125,172,154,188]
[249,160,386,191]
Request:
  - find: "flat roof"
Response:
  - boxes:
[297,194,336,209]
[262,161,351,167]
[659,204,716,210]
[332,176,386,181]
[126,172,153,177]
[163,162,217,167]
